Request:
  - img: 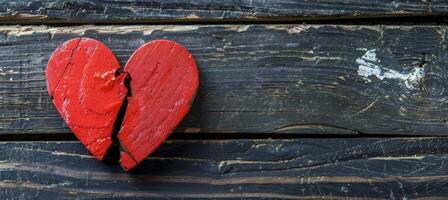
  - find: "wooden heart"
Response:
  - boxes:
[46,38,199,171]
[118,40,199,171]
[46,38,127,160]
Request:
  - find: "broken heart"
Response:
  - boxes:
[46,38,199,171]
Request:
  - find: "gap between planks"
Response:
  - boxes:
[0,133,443,142]
[2,15,448,26]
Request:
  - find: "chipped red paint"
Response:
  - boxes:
[118,40,199,171]
[46,38,198,171]
[46,38,127,160]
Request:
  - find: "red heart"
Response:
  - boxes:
[46,38,199,171]
[46,38,127,160]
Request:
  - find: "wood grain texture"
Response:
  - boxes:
[1,0,448,23]
[0,25,447,135]
[0,138,447,199]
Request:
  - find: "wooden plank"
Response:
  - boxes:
[1,0,448,23]
[0,138,447,199]
[0,25,447,135]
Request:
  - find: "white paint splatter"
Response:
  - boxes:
[356,49,425,90]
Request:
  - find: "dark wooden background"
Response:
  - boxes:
[1,1,448,199]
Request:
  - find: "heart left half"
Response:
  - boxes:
[46,38,128,160]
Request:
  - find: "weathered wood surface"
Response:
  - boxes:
[1,25,447,135]
[0,138,447,199]
[2,0,448,23]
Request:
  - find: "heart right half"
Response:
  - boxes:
[118,40,199,171]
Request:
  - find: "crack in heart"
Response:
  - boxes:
[48,38,81,97]
[46,38,199,171]
[103,70,131,165]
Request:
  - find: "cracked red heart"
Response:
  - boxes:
[46,38,199,171]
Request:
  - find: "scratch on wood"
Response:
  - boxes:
[3,13,48,21]
[263,25,313,34]
[368,155,425,160]
[0,25,200,37]
[351,97,379,116]
[225,25,251,32]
